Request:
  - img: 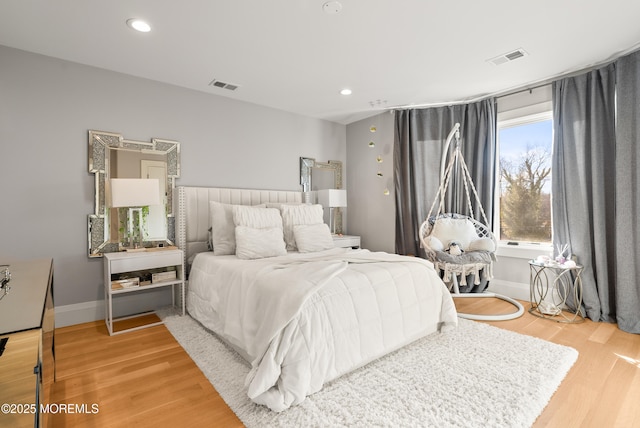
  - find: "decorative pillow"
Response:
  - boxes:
[426,235,444,252]
[293,223,335,253]
[235,226,287,259]
[467,237,496,252]
[265,202,302,210]
[233,205,283,229]
[209,201,236,255]
[281,204,325,251]
[431,218,478,250]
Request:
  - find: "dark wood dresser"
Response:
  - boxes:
[0,259,55,428]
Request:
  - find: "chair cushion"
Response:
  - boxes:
[431,217,478,250]
[467,237,496,252]
[430,250,494,265]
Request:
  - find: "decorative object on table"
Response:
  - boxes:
[534,255,551,265]
[152,270,177,283]
[554,243,571,264]
[109,178,161,250]
[317,189,347,235]
[111,277,140,290]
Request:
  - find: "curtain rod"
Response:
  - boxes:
[386,42,640,112]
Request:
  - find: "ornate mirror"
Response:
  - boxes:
[300,157,344,234]
[88,130,180,257]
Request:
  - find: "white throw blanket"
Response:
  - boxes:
[188,248,457,411]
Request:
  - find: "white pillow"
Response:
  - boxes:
[293,223,335,253]
[235,226,287,259]
[281,204,325,251]
[467,237,496,252]
[209,201,236,255]
[431,218,478,250]
[265,202,301,210]
[426,236,444,252]
[233,205,283,229]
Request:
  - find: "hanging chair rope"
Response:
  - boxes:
[426,132,490,229]
[457,149,491,228]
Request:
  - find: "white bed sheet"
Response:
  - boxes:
[187,247,457,412]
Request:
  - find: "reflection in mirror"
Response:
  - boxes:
[88,131,180,257]
[299,157,344,234]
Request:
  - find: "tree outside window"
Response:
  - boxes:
[497,116,553,243]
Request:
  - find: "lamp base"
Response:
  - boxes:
[118,207,146,251]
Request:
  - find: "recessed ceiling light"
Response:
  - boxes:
[340,88,352,96]
[126,18,151,33]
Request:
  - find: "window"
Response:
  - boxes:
[496,112,553,244]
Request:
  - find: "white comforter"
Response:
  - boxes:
[187,247,457,412]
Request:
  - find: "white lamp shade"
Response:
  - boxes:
[317,189,347,208]
[109,178,161,208]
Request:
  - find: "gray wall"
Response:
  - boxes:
[345,112,395,252]
[0,45,345,310]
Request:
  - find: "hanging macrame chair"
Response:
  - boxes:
[419,123,523,321]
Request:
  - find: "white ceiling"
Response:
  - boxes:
[1,1,639,124]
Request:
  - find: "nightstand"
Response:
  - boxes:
[104,248,185,335]
[333,234,361,249]
[528,260,584,323]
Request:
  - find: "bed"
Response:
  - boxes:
[176,186,458,412]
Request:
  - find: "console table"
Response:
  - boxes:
[332,234,361,249]
[104,249,185,335]
[0,258,55,428]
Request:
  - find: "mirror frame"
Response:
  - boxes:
[299,157,344,234]
[88,130,180,257]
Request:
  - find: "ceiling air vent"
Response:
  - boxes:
[487,48,528,66]
[208,79,240,91]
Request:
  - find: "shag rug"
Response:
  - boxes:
[159,310,578,428]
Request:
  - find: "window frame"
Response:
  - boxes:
[494,110,554,246]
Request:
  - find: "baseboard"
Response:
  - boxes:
[487,279,529,301]
[55,300,104,327]
[55,288,173,328]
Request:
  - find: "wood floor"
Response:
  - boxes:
[50,315,243,428]
[49,302,640,428]
[457,298,640,428]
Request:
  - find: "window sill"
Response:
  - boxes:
[495,242,553,260]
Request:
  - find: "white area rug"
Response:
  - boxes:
[159,309,578,428]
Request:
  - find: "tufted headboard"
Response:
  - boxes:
[175,186,303,264]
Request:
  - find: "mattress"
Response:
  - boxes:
[187,247,457,411]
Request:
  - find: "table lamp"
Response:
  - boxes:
[109,178,161,250]
[317,189,347,235]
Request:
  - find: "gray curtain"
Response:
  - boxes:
[552,64,618,324]
[614,51,640,333]
[393,99,496,256]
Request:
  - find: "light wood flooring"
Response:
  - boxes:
[50,315,243,428]
[49,302,640,427]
